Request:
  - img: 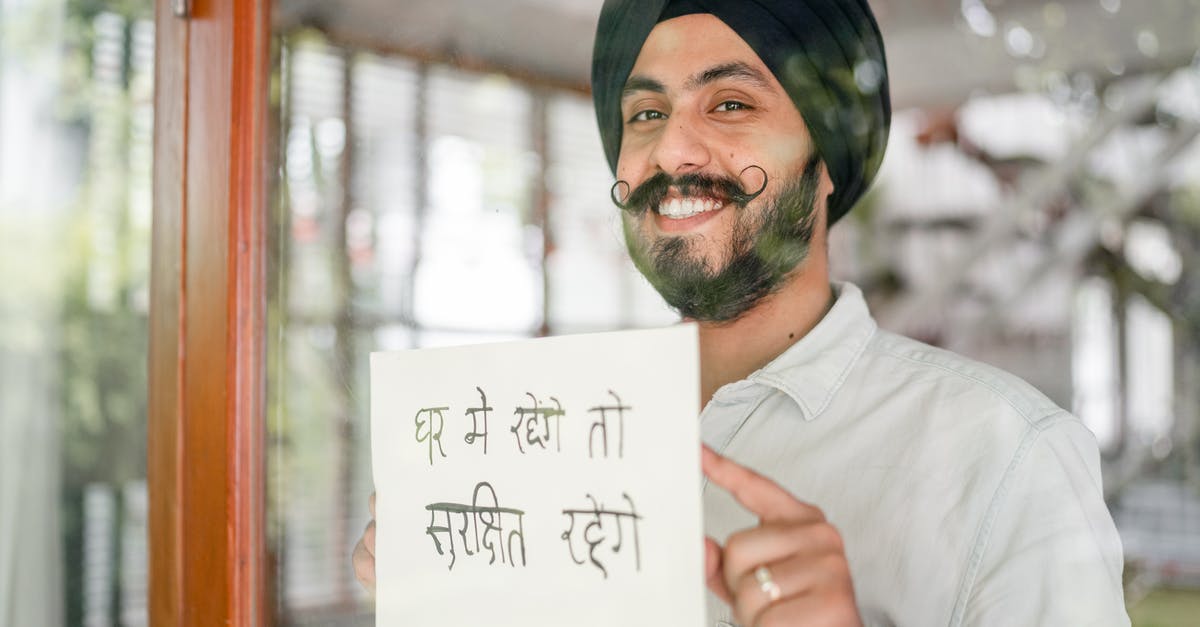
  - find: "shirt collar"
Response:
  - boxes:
[746,281,877,421]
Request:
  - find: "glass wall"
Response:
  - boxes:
[5,0,1195,625]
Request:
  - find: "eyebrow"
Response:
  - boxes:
[621,61,775,100]
[622,75,666,99]
[686,61,774,92]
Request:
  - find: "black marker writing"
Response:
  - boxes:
[415,406,450,465]
[510,393,566,454]
[561,492,643,579]
[587,390,630,459]
[464,387,492,454]
[425,481,528,571]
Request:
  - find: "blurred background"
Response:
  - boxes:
[1,0,1198,625]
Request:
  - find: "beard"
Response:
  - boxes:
[621,155,822,323]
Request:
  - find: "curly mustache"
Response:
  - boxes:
[610,165,768,214]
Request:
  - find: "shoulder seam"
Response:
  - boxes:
[867,337,1057,426]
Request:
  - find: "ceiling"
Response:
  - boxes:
[273,0,1200,109]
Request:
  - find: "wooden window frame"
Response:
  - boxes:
[148,0,271,624]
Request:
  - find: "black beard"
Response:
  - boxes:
[622,156,822,323]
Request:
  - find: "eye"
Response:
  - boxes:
[628,109,667,124]
[713,100,751,113]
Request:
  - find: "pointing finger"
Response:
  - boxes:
[702,445,820,524]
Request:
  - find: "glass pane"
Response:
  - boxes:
[264,24,676,626]
[263,2,1200,625]
[0,1,153,625]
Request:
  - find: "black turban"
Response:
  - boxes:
[591,0,891,225]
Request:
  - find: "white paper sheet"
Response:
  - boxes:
[370,324,704,627]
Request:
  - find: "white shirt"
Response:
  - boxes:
[701,282,1129,627]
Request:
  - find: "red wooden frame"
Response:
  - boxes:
[148,0,270,624]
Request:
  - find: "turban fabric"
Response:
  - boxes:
[591,0,891,225]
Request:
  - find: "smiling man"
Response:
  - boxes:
[354,1,1130,625]
[588,1,1129,626]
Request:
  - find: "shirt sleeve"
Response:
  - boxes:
[960,414,1130,626]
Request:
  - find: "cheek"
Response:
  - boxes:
[616,132,660,180]
[616,154,646,186]
[615,147,636,180]
[760,134,809,167]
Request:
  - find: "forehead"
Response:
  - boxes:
[629,13,774,88]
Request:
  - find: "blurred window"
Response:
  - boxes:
[0,2,153,626]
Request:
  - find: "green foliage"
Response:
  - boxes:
[57,218,148,485]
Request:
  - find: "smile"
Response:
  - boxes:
[656,197,723,219]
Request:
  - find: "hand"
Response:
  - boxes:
[351,492,377,593]
[702,446,861,627]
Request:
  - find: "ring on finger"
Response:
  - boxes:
[753,564,782,601]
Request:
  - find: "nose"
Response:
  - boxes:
[649,113,711,176]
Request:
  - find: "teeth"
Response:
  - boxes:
[657,198,720,219]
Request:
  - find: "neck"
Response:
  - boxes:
[696,263,832,409]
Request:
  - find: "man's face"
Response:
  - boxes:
[616,13,831,322]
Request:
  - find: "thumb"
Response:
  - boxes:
[705,536,733,605]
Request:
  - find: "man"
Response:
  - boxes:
[356,1,1130,625]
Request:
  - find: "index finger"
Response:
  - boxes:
[702,445,821,524]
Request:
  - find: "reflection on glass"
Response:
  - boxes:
[266,30,675,625]
[263,2,1200,624]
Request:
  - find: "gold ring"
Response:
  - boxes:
[753,564,782,601]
